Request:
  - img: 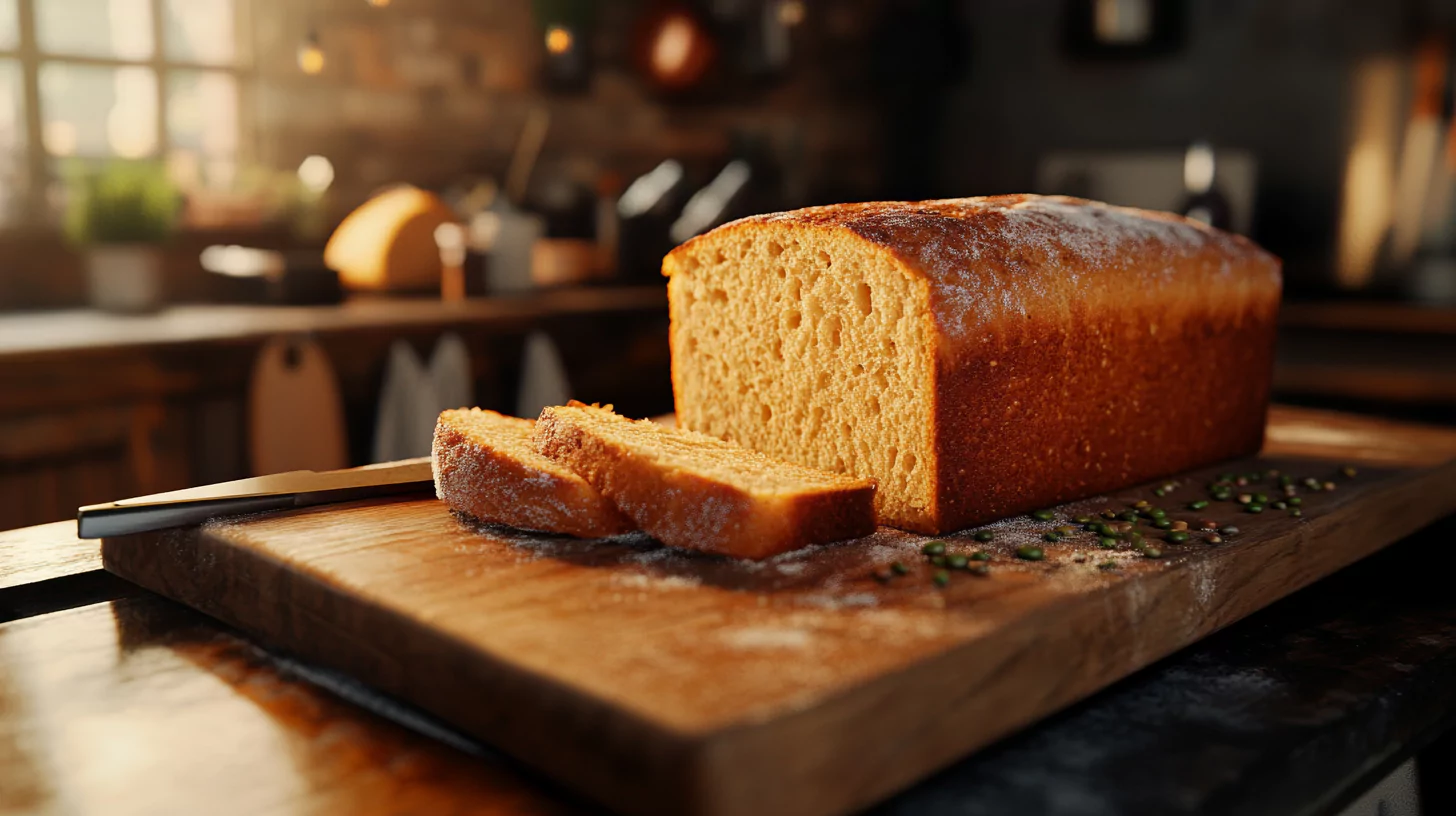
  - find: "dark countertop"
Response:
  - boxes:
[2,515,1453,814]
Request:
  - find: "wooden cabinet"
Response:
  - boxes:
[0,290,670,530]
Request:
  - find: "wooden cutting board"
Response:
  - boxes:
[102,406,1456,816]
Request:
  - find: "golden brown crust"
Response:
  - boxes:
[664,195,1282,534]
[533,404,876,560]
[432,409,635,538]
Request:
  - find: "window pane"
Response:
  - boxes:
[37,0,153,60]
[0,59,25,221]
[164,0,235,65]
[167,70,237,189]
[0,0,18,51]
[40,63,158,158]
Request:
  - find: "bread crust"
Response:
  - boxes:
[432,409,635,538]
[664,195,1282,534]
[534,404,876,560]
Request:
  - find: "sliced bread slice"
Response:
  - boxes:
[433,408,635,538]
[533,403,876,559]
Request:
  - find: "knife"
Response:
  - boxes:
[77,458,435,539]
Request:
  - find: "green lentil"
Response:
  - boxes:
[1098,537,1118,549]
[1150,508,1168,520]
[1290,508,1303,517]
[967,563,990,576]
[1043,532,1062,543]
[1153,488,1167,497]
[1165,531,1190,544]
[1246,504,1265,514]
[1279,475,1294,486]
[1054,525,1077,536]
[1271,500,1287,510]
[1016,546,1045,561]
[930,555,946,567]
[922,541,946,556]
[890,561,910,575]
[1287,497,1302,506]
[1219,525,1240,536]
[933,570,950,588]
[973,530,994,542]
[1141,546,1164,559]
[1074,516,1094,524]
[1119,510,1139,522]
[1253,493,1269,504]
[1188,499,1209,510]
[969,551,991,561]
[1031,509,1055,521]
[1153,519,1173,529]
[947,554,969,570]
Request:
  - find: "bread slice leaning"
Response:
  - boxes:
[534,403,876,559]
[433,408,635,538]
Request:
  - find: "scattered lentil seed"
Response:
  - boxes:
[1304,477,1322,490]
[1237,493,1253,504]
[1134,500,1151,509]
[1115,521,1134,533]
[1205,534,1223,544]
[922,541,946,556]
[1055,525,1076,535]
[1253,493,1268,503]
[1127,531,1145,542]
[970,551,991,561]
[968,564,990,576]
[930,555,946,567]
[1272,500,1287,510]
[1246,504,1265,514]
[973,531,994,542]
[1074,516,1094,524]
[1279,475,1294,487]
[933,570,950,588]
[1031,509,1055,521]
[1153,488,1167,497]
[1043,532,1062,543]
[1016,546,1045,561]
[1102,509,1120,519]
[1288,497,1302,506]
[1119,510,1139,522]
[1323,481,1337,491]
[1283,485,1298,497]
[1212,489,1233,501]
[1141,546,1164,559]
[948,554,969,569]
[1098,537,1119,548]
[1200,519,1219,530]
[1170,520,1188,531]
[1153,519,1173,529]
[1166,531,1190,544]
[1188,500,1209,510]
[1219,526,1241,536]
[1151,508,1168,519]
[1290,508,1303,517]
[1341,465,1358,478]
[890,561,910,575]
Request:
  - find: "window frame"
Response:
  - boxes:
[0,0,253,227]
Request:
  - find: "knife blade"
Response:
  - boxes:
[77,457,435,539]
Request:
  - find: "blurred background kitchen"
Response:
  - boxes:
[0,0,1453,531]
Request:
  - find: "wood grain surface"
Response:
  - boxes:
[0,596,578,816]
[98,410,1456,816]
[0,521,97,591]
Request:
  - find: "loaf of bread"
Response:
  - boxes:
[663,195,1281,534]
[432,408,635,537]
[533,402,877,559]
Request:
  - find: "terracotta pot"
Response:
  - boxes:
[87,244,164,312]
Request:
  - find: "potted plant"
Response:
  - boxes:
[65,160,180,313]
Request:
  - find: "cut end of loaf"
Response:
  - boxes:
[665,224,937,531]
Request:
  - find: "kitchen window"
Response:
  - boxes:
[0,0,249,226]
